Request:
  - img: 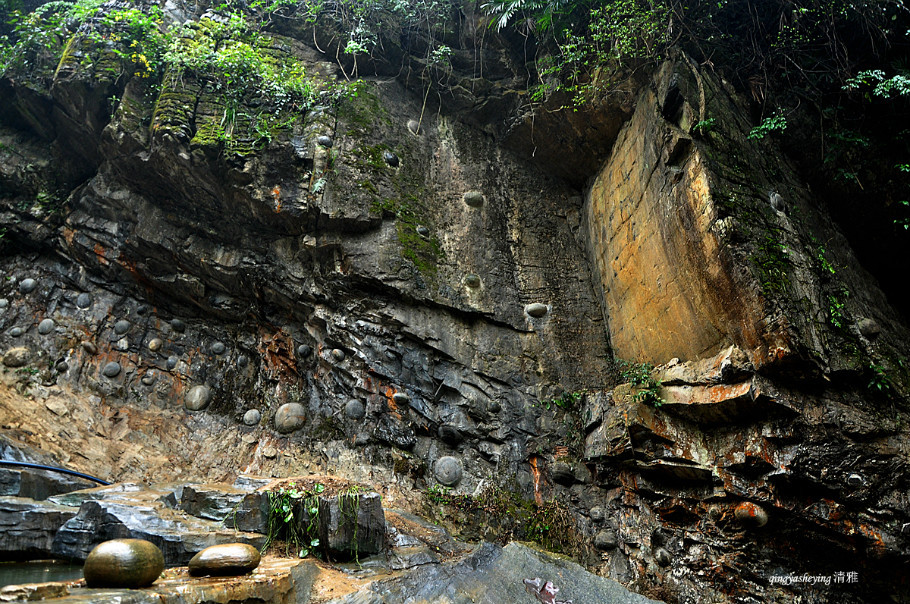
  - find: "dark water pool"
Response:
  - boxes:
[0,561,83,587]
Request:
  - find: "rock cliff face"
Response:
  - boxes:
[2,2,909,603]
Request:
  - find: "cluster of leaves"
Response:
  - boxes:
[543,389,584,410]
[617,358,664,407]
[264,481,324,558]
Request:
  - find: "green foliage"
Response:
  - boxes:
[544,389,584,411]
[531,0,670,106]
[868,362,895,394]
[827,288,849,330]
[692,117,716,136]
[423,483,580,555]
[748,114,788,140]
[617,359,663,407]
[264,481,325,558]
[844,69,910,99]
[753,234,791,294]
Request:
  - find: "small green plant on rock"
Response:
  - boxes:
[617,359,664,407]
[264,481,324,558]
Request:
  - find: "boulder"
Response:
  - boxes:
[316,491,386,559]
[274,403,306,433]
[185,385,212,411]
[2,347,30,368]
[0,496,77,559]
[52,498,265,565]
[83,539,164,588]
[433,457,463,486]
[188,543,261,576]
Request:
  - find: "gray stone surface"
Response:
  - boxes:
[243,409,261,425]
[274,403,306,433]
[114,320,131,335]
[525,303,548,318]
[433,457,462,486]
[8,327,24,337]
[329,542,662,603]
[316,491,386,559]
[211,341,226,355]
[0,467,93,501]
[185,386,212,411]
[52,498,265,565]
[76,293,92,308]
[0,496,78,559]
[101,362,122,378]
[170,319,185,332]
[148,338,163,351]
[345,399,365,419]
[18,278,37,294]
[37,318,55,334]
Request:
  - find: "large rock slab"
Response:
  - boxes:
[0,496,78,559]
[51,498,265,565]
[326,541,662,603]
[317,491,385,559]
[0,467,95,501]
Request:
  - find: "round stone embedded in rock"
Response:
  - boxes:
[434,456,463,486]
[211,341,226,355]
[37,319,55,335]
[262,446,278,459]
[76,293,91,309]
[55,360,69,373]
[297,344,312,358]
[407,119,420,134]
[655,547,672,567]
[114,320,131,335]
[243,409,261,426]
[857,317,881,339]
[238,354,249,367]
[345,399,365,419]
[185,385,212,411]
[148,338,163,352]
[18,278,37,294]
[525,303,548,318]
[188,543,261,577]
[463,274,481,288]
[2,347,30,368]
[166,356,178,370]
[847,473,865,487]
[331,348,345,362]
[463,191,484,207]
[274,403,306,433]
[733,501,768,528]
[589,506,606,523]
[137,305,148,315]
[81,341,97,354]
[416,225,430,238]
[102,362,122,378]
[170,318,186,333]
[0,298,8,308]
[383,150,399,167]
[83,538,164,588]
[392,392,410,406]
[594,529,618,550]
[141,372,157,386]
[316,135,333,148]
[10,327,24,337]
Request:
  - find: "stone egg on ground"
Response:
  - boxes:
[83,538,164,588]
[188,543,261,577]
